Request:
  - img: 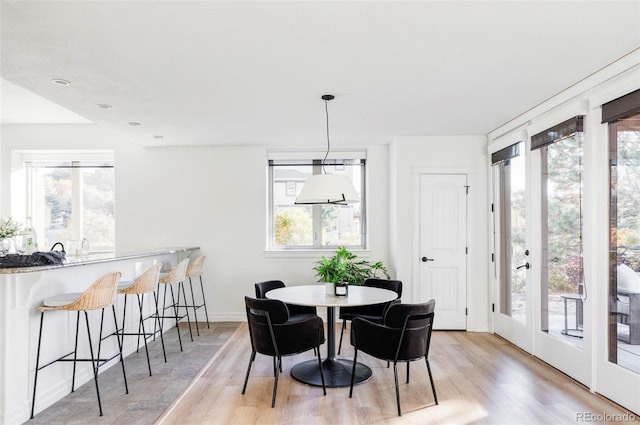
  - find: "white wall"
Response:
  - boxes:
[0,124,391,321]
[390,135,490,332]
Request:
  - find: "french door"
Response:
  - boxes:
[530,117,590,385]
[492,141,532,352]
[596,106,640,413]
[490,91,640,415]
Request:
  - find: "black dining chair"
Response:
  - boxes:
[349,299,437,416]
[255,280,318,321]
[242,296,326,407]
[337,278,402,354]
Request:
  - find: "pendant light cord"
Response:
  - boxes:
[322,97,331,174]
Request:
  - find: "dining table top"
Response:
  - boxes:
[265,284,397,308]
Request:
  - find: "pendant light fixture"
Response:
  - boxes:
[295,94,360,205]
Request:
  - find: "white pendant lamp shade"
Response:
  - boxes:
[294,94,360,205]
[295,173,360,205]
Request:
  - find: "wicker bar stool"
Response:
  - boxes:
[31,271,128,419]
[156,258,192,351]
[185,256,210,336]
[117,264,166,375]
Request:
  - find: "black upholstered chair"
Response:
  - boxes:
[349,300,437,416]
[242,296,326,407]
[337,278,402,354]
[255,280,317,320]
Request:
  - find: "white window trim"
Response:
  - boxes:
[267,151,367,252]
[12,150,115,252]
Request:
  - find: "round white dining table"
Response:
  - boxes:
[266,284,397,388]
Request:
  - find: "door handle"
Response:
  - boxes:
[421,257,435,262]
[516,263,530,270]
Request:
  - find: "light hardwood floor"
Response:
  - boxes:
[157,324,635,425]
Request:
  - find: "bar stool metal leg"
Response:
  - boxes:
[197,275,211,327]
[71,311,80,392]
[111,305,129,393]
[188,278,201,336]
[97,308,106,370]
[84,310,103,416]
[153,290,167,362]
[136,293,152,376]
[167,283,184,351]
[177,280,194,341]
[30,312,45,419]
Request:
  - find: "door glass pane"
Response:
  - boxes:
[498,142,527,322]
[610,112,640,374]
[541,133,584,348]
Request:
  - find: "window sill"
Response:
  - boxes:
[264,249,372,259]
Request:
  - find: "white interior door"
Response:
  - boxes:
[418,173,468,330]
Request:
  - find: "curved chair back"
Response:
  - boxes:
[255,280,285,298]
[341,278,403,320]
[364,278,403,298]
[383,300,436,361]
[42,271,121,312]
[119,264,162,295]
[384,299,435,327]
[254,280,317,318]
[186,255,206,277]
[245,296,290,356]
[159,258,190,285]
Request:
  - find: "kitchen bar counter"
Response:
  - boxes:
[0,246,197,274]
[0,246,199,425]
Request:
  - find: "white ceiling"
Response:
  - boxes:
[1,1,639,147]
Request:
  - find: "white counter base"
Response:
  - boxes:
[0,247,197,425]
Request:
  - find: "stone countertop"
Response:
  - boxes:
[0,246,199,274]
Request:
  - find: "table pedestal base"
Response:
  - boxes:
[291,357,372,388]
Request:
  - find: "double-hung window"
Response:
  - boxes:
[268,153,366,250]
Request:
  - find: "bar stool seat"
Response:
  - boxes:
[43,293,84,306]
[31,271,128,419]
[116,264,166,376]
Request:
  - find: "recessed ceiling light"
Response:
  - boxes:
[128,122,141,127]
[97,104,112,109]
[51,79,71,86]
[153,135,164,140]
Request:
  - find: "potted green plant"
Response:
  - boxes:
[313,246,390,295]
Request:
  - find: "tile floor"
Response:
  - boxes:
[27,322,239,425]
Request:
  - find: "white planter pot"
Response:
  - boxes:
[325,283,334,295]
